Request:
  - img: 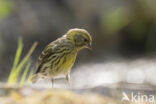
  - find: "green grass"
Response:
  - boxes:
[19,61,31,86]
[27,69,34,83]
[8,37,37,86]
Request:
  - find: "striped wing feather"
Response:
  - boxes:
[35,41,54,73]
[35,37,73,74]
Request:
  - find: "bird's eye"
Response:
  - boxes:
[84,38,88,42]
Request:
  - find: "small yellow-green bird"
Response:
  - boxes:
[32,28,92,87]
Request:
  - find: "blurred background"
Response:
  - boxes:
[0,0,156,88]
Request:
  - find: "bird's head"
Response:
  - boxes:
[66,28,92,50]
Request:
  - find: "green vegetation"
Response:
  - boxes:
[19,62,31,86]
[0,0,13,19]
[8,37,37,86]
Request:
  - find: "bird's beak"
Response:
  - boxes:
[86,43,92,50]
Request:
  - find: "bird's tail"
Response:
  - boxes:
[31,74,39,84]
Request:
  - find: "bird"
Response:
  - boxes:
[32,28,92,87]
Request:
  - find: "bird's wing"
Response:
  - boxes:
[35,37,73,73]
[35,41,55,73]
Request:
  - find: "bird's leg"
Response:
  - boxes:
[66,74,71,87]
[51,78,54,88]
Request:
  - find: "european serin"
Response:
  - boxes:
[32,28,92,87]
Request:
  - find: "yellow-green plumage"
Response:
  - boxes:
[32,28,92,87]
